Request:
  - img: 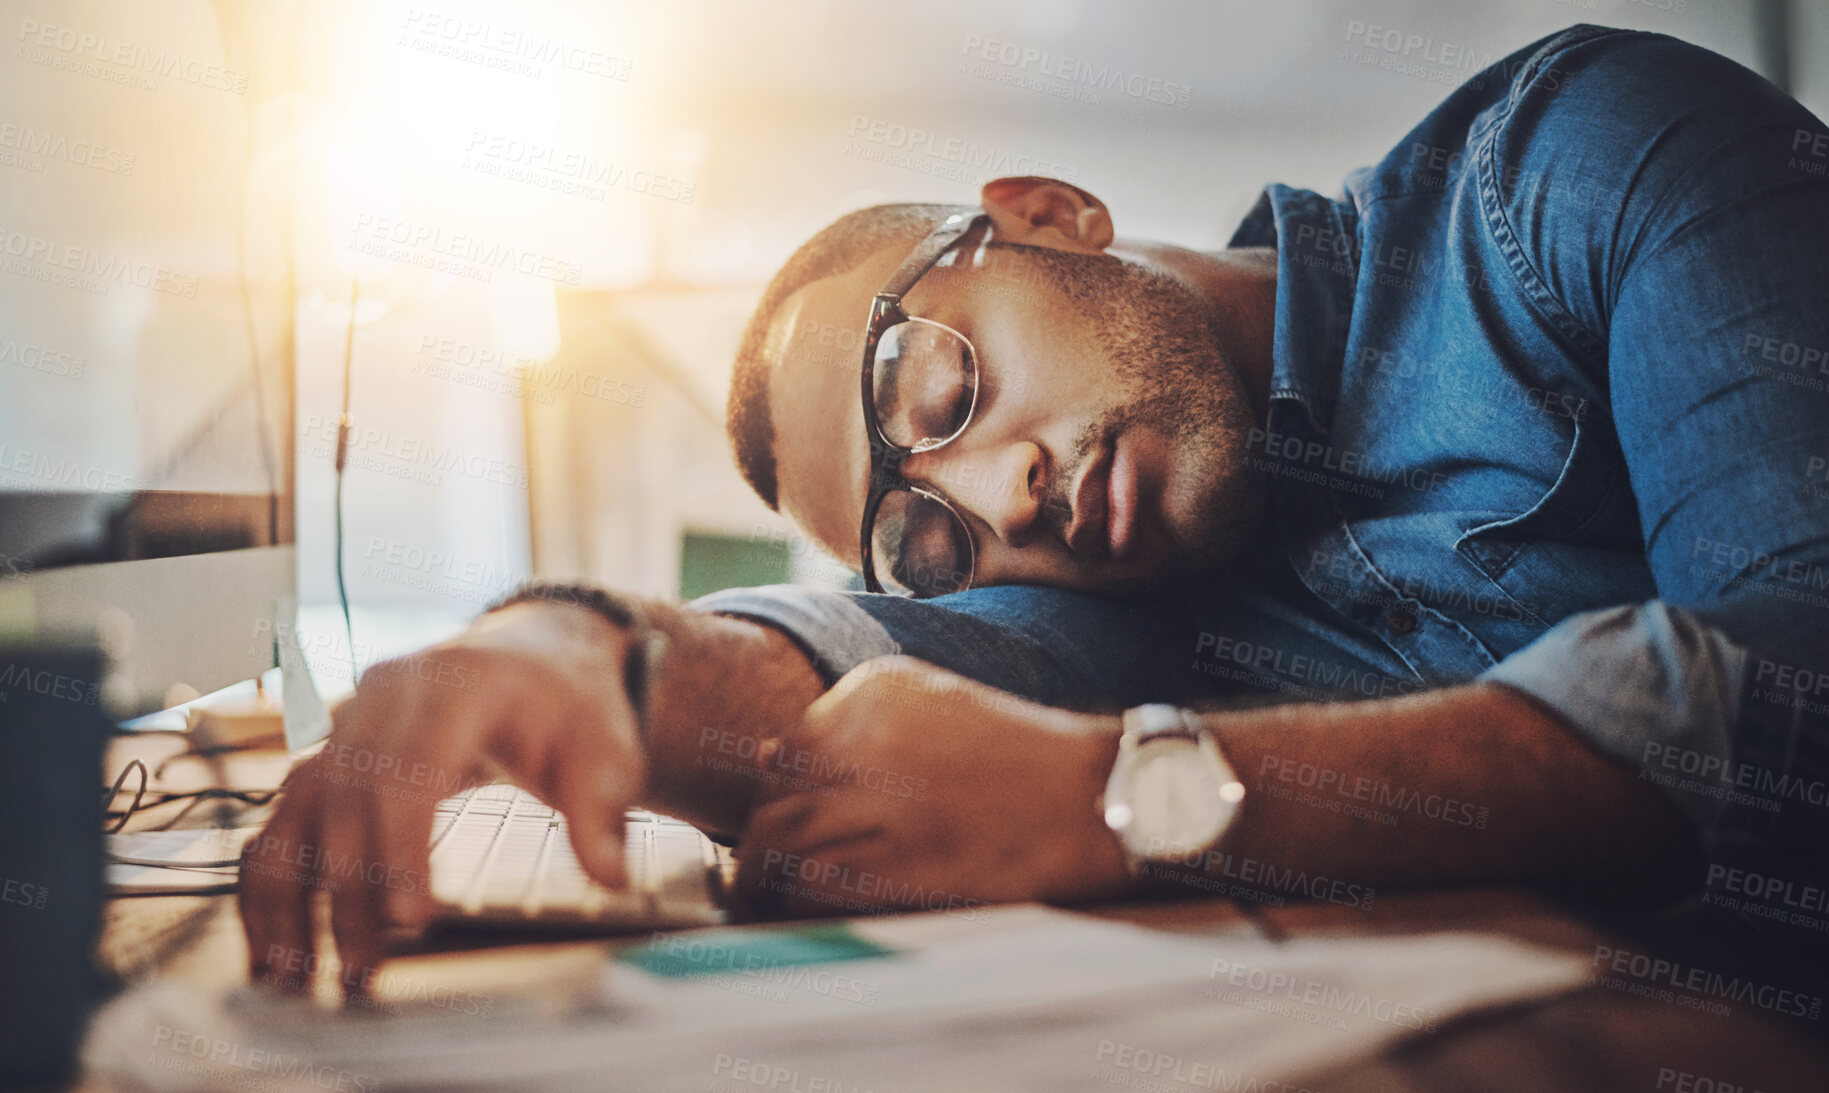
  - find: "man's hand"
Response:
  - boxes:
[734,656,1130,918]
[238,602,645,998]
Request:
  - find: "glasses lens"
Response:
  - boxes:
[871,319,976,450]
[869,488,974,598]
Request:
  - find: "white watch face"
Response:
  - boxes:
[1124,745,1234,859]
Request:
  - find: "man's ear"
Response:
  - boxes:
[980,176,1114,254]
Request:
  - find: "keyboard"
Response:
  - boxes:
[427,784,727,931]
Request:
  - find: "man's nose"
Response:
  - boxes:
[902,441,1046,548]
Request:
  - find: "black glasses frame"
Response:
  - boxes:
[858,210,991,596]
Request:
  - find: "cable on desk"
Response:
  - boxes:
[106,852,244,871]
[334,272,360,689]
[103,759,148,834]
[105,788,281,833]
[103,786,280,872]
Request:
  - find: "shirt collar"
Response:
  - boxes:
[1226,184,1360,437]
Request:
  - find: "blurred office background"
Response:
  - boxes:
[1,0,1821,680]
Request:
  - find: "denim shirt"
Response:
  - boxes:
[699,27,1829,922]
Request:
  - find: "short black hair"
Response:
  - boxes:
[727,203,967,510]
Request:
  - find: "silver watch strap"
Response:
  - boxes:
[1121,703,1200,745]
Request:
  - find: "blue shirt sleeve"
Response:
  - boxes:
[1474,30,1829,867]
[689,585,902,685]
[690,583,1208,710]
[1481,603,1748,834]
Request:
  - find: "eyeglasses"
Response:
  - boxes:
[859,211,991,598]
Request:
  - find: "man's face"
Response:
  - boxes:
[766,227,1265,596]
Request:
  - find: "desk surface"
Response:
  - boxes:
[90,734,1829,1092]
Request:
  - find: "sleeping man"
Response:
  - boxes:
[241,25,1828,990]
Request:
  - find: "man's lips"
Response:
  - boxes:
[1065,434,1140,564]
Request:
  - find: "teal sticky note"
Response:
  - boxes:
[617,924,895,979]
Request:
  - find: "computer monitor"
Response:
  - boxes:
[0,1,296,714]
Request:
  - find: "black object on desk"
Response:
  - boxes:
[0,641,112,1087]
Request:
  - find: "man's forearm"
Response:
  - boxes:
[637,605,824,838]
[578,599,1701,899]
[1180,682,1699,901]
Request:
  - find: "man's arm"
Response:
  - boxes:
[638,605,824,836]
[1183,682,1696,899]
[734,659,1696,916]
[238,595,824,996]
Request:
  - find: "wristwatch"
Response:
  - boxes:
[1100,704,1245,874]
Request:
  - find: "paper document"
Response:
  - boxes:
[83,904,1591,1092]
